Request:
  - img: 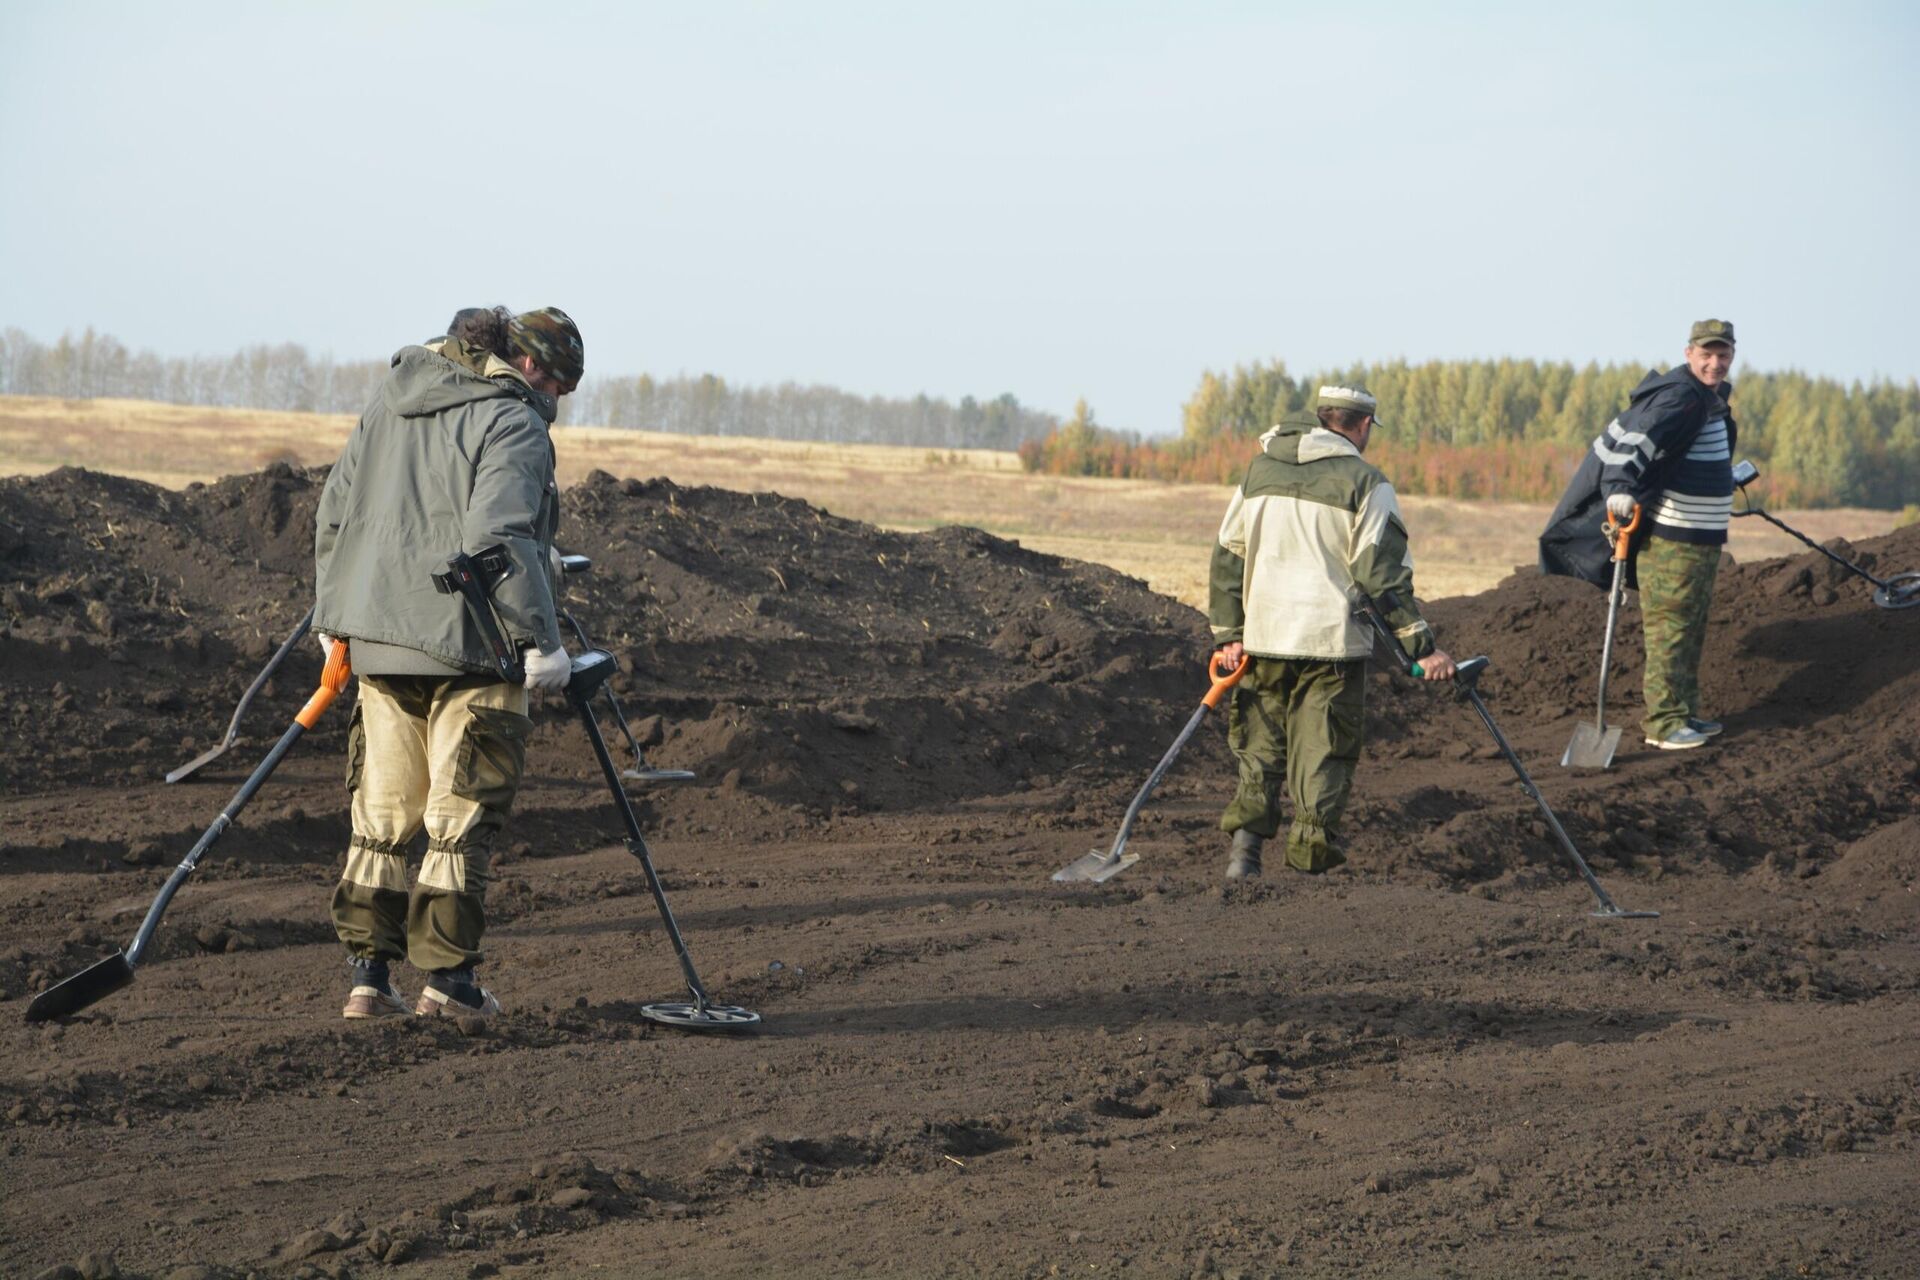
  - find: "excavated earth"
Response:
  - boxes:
[0,464,1915,1279]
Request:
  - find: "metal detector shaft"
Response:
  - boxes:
[165,606,314,783]
[1351,588,1655,920]
[562,609,651,771]
[1734,504,1894,591]
[1455,679,1643,918]
[572,679,714,1011]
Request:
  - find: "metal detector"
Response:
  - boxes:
[434,547,759,1031]
[1732,460,1920,609]
[29,643,354,1020]
[1352,588,1658,921]
[165,607,315,782]
[554,555,695,785]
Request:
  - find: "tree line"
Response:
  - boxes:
[1020,358,1920,509]
[0,327,1058,452]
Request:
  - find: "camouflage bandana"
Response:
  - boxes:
[509,307,585,392]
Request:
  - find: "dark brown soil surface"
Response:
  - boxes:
[2,466,1916,1279]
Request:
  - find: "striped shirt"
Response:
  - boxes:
[1648,417,1732,544]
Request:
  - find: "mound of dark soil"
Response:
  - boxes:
[2,463,1914,891]
[1358,524,1920,884]
[0,465,1213,811]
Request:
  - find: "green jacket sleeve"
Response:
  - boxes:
[1208,487,1248,645]
[1349,479,1436,661]
[313,424,363,591]
[463,415,562,654]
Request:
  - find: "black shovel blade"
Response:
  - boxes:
[25,950,136,1022]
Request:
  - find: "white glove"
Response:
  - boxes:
[524,643,571,691]
[1605,493,1637,520]
[548,545,565,580]
[317,632,338,659]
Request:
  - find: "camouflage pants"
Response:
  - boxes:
[1637,536,1720,740]
[1219,656,1366,873]
[332,674,530,973]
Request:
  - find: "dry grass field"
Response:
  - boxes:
[0,394,1905,607]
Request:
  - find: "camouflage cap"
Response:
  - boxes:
[1688,318,1735,348]
[509,307,585,392]
[1314,384,1385,427]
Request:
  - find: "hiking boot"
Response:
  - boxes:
[1225,830,1263,880]
[1644,725,1711,751]
[342,979,410,1020]
[414,983,502,1020]
[1686,717,1724,737]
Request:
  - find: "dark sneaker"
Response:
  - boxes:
[343,980,410,1019]
[1644,726,1711,751]
[414,984,502,1019]
[1686,717,1724,737]
[1226,830,1263,880]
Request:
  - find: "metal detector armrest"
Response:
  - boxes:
[1348,587,1420,676]
[431,547,526,685]
[566,649,619,705]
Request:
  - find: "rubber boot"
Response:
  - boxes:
[1226,829,1263,880]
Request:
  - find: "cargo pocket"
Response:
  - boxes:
[452,705,532,816]
[1327,664,1367,763]
[344,701,367,794]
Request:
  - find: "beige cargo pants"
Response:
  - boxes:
[331,673,531,973]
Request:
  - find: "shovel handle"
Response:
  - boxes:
[1201,651,1252,709]
[295,641,353,729]
[1602,504,1642,562]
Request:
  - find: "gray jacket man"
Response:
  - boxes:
[314,307,584,1020]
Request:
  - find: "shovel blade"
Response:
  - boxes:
[1560,721,1622,770]
[1051,849,1140,884]
[25,951,136,1022]
[164,741,232,784]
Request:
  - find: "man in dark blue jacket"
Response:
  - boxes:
[1539,319,1737,750]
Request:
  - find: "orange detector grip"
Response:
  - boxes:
[295,641,353,730]
[1202,651,1252,709]
[1603,503,1642,562]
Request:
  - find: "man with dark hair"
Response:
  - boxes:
[314,306,586,1020]
[1209,385,1455,879]
[1539,320,1737,750]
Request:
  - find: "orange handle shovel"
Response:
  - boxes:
[1201,650,1252,709]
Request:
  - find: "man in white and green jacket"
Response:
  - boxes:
[1209,385,1456,878]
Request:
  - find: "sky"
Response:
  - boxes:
[2,0,1916,435]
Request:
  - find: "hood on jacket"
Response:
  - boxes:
[1628,363,1733,409]
[382,344,540,420]
[1258,411,1361,464]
